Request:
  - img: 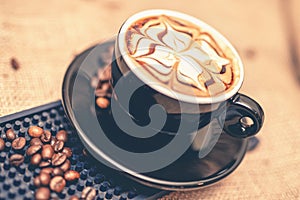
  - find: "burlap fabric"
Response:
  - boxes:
[1,0,299,199]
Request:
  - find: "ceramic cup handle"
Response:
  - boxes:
[223,93,264,138]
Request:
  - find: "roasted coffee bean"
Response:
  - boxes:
[10,57,21,70]
[39,172,51,185]
[52,167,64,176]
[95,81,111,93]
[30,153,42,165]
[98,90,111,96]
[26,145,42,156]
[39,160,51,168]
[9,154,24,166]
[30,138,43,146]
[6,129,16,141]
[95,89,108,97]
[0,138,5,151]
[62,147,72,158]
[42,144,54,160]
[69,195,80,200]
[12,137,26,150]
[28,126,44,138]
[40,130,51,143]
[56,130,68,142]
[91,76,99,88]
[33,176,41,187]
[96,97,110,109]
[100,82,110,91]
[53,140,64,152]
[81,187,96,200]
[35,174,47,186]
[97,68,105,80]
[35,187,50,200]
[50,136,57,147]
[98,65,111,81]
[40,167,54,175]
[50,176,66,193]
[52,153,67,166]
[60,159,71,172]
[64,170,80,181]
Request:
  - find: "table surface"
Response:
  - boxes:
[1,0,300,199]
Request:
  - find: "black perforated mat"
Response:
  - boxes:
[0,101,167,200]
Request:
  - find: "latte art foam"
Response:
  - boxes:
[125,15,239,97]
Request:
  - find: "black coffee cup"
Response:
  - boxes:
[110,9,264,142]
[62,10,265,190]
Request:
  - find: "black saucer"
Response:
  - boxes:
[62,39,248,191]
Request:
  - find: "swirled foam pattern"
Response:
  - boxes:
[126,15,239,97]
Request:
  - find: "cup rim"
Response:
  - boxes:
[117,9,244,104]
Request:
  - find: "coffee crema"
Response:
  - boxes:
[125,15,240,97]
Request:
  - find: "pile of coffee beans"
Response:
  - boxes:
[0,127,97,200]
[90,42,114,110]
[92,65,112,109]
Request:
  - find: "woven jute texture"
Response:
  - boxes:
[1,0,300,199]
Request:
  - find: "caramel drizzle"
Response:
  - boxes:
[126,15,234,97]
